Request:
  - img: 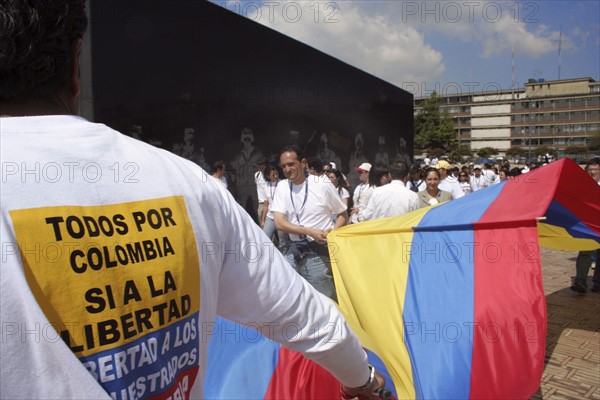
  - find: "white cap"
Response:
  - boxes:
[355,162,372,172]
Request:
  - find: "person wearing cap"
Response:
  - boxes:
[351,162,374,223]
[0,2,385,397]
[435,160,465,199]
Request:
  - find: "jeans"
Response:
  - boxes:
[284,240,336,300]
[262,217,289,249]
[574,250,600,288]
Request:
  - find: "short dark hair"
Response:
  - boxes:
[0,0,88,100]
[389,164,409,180]
[586,157,600,169]
[307,157,323,173]
[279,145,304,162]
[424,167,441,179]
[212,160,225,173]
[369,167,389,187]
[263,164,280,180]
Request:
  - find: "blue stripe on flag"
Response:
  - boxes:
[545,199,600,241]
[204,317,279,399]
[402,186,498,399]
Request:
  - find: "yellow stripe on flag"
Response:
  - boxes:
[329,207,430,398]
[538,222,600,251]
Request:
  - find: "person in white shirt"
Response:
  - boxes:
[327,169,350,206]
[211,160,228,188]
[470,166,487,191]
[0,2,384,397]
[435,160,465,199]
[458,171,473,195]
[407,166,426,193]
[362,163,420,221]
[482,163,498,186]
[271,146,348,300]
[350,162,374,223]
[259,165,288,248]
[255,159,268,220]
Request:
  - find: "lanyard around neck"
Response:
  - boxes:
[289,179,309,226]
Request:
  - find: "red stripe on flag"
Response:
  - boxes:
[264,347,340,400]
[469,226,546,399]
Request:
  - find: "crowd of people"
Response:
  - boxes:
[246,152,600,304]
[249,155,541,239]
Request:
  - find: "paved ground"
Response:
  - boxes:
[532,248,600,399]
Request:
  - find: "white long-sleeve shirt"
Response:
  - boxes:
[362,180,420,220]
[0,115,369,399]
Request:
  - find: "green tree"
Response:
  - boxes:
[449,145,473,162]
[414,92,457,151]
[534,146,555,157]
[505,146,525,159]
[476,147,499,158]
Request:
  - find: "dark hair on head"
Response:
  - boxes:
[263,164,280,180]
[212,160,225,173]
[0,0,88,101]
[307,157,323,173]
[509,167,522,177]
[424,167,441,179]
[368,167,389,187]
[328,169,347,189]
[279,145,304,161]
[586,157,600,168]
[389,164,409,180]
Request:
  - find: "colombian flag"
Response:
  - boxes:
[329,158,599,399]
[204,158,599,399]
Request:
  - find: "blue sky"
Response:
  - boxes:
[212,0,600,97]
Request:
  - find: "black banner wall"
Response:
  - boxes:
[85,0,413,220]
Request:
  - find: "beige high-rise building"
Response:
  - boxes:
[415,77,600,160]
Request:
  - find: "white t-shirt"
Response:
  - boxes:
[255,170,267,203]
[0,115,369,399]
[259,180,280,219]
[338,187,350,202]
[439,176,465,199]
[270,175,347,242]
[482,169,497,185]
[362,181,420,220]
[470,174,487,191]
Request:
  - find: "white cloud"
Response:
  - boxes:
[224,1,445,88]
[374,1,560,58]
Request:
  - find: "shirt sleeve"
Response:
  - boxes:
[215,187,370,387]
[270,180,289,215]
[325,182,348,215]
[361,190,377,221]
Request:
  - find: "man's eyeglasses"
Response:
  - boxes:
[358,170,368,174]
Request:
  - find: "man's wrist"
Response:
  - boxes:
[340,364,375,398]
